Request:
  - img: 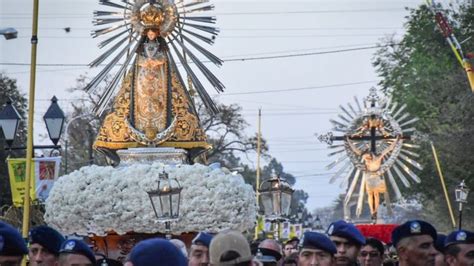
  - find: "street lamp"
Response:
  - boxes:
[0,96,65,151]
[258,171,294,240]
[314,215,323,233]
[43,96,65,146]
[147,170,183,239]
[455,180,469,230]
[0,98,22,148]
[0,27,18,40]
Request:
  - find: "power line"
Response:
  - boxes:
[0,45,390,67]
[221,80,378,96]
[0,8,407,19]
[12,26,403,31]
[14,33,400,39]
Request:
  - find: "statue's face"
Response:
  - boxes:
[146,29,159,41]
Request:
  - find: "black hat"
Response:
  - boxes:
[299,231,337,255]
[391,220,437,247]
[29,225,65,255]
[258,247,282,261]
[0,221,28,256]
[327,220,366,246]
[444,230,474,248]
[60,239,96,264]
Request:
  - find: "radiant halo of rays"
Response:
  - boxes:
[317,88,423,216]
[85,0,224,116]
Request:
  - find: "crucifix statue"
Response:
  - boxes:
[318,88,423,223]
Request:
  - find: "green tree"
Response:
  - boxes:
[0,73,28,207]
[373,4,474,230]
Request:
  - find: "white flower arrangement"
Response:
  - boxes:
[45,163,256,236]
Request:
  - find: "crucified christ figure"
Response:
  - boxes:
[347,136,399,220]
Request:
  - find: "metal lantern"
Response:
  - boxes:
[455,180,469,204]
[455,180,469,230]
[43,96,65,146]
[147,171,183,222]
[258,171,294,220]
[314,215,323,232]
[0,98,22,148]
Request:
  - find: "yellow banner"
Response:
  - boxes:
[7,158,36,207]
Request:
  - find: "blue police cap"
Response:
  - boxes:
[299,231,337,255]
[29,225,65,255]
[129,238,187,266]
[192,232,213,247]
[60,239,96,264]
[326,220,366,246]
[444,230,474,248]
[435,234,446,252]
[391,220,437,247]
[0,221,28,256]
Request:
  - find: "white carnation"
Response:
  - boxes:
[45,163,256,236]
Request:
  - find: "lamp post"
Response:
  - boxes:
[0,27,18,40]
[455,180,469,230]
[258,171,294,240]
[147,170,182,239]
[0,98,22,148]
[314,215,323,233]
[0,97,65,151]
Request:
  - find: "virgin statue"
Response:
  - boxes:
[85,0,223,164]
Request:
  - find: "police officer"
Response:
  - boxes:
[58,239,96,266]
[188,232,212,266]
[327,220,366,266]
[444,230,474,266]
[391,220,438,266]
[0,221,28,266]
[298,231,337,266]
[125,238,187,266]
[28,225,65,266]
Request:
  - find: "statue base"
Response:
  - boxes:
[117,147,189,166]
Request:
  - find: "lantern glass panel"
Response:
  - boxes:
[171,191,181,218]
[0,118,19,142]
[460,190,468,202]
[281,191,292,216]
[44,117,64,143]
[272,191,281,215]
[260,192,273,216]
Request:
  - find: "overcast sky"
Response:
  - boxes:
[2,0,452,211]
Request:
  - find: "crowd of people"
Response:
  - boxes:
[1,219,473,266]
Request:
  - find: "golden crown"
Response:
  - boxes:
[139,4,164,28]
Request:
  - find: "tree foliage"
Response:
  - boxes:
[373,4,474,230]
[0,73,28,207]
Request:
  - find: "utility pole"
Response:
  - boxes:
[254,108,262,239]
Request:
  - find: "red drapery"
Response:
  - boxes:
[356,224,398,244]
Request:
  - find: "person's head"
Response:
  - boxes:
[391,220,438,266]
[209,230,253,266]
[434,234,447,266]
[125,238,187,266]
[282,252,298,266]
[58,239,96,266]
[28,225,65,266]
[327,220,366,266]
[0,221,29,266]
[170,239,188,258]
[283,238,298,258]
[298,231,337,266]
[255,239,282,266]
[189,232,213,266]
[444,230,474,266]
[359,238,384,266]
